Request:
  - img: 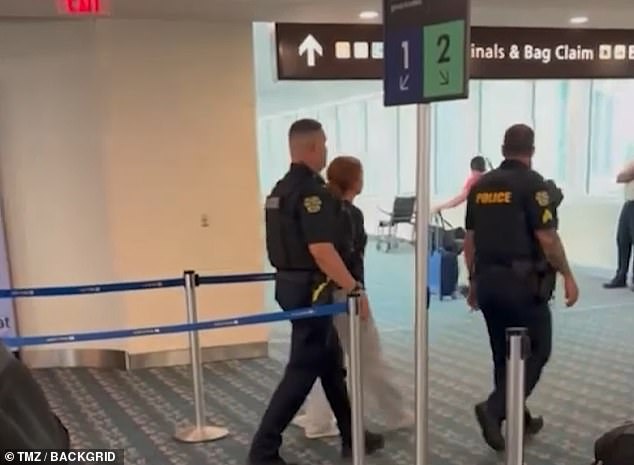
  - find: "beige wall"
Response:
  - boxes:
[0,19,267,355]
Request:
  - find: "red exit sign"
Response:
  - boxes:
[58,0,110,15]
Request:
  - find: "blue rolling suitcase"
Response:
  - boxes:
[428,214,459,300]
[428,248,459,300]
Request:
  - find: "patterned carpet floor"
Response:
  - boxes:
[34,241,634,465]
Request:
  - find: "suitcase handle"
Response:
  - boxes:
[434,212,454,229]
[430,213,451,251]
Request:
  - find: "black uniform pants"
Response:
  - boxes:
[248,275,351,463]
[615,201,634,281]
[476,268,552,422]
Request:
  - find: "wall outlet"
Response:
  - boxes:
[201,214,209,228]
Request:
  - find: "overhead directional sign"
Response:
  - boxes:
[276,24,634,81]
[275,23,383,80]
[469,27,634,79]
[383,0,470,105]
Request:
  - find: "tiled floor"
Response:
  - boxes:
[36,241,634,464]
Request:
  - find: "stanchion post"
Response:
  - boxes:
[174,270,229,443]
[505,327,529,465]
[347,293,364,465]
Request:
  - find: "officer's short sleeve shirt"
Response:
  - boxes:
[299,180,338,245]
[524,171,556,231]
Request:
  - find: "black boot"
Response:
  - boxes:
[475,402,505,451]
[341,431,385,459]
[525,410,544,436]
[604,276,627,289]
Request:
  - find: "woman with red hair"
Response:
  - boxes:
[292,156,413,438]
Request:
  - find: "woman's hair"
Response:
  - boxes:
[326,156,362,199]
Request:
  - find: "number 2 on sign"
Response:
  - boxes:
[401,41,410,70]
[437,34,450,63]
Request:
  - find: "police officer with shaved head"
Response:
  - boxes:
[248,119,384,465]
[463,124,580,451]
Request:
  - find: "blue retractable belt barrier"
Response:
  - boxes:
[2,302,346,348]
[198,272,275,285]
[0,278,185,299]
[0,272,276,299]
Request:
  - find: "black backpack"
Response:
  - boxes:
[593,422,634,465]
[0,343,70,449]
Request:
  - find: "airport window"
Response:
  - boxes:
[432,80,481,198]
[588,80,634,196]
[317,106,339,156]
[257,78,634,223]
[396,104,418,196]
[365,97,399,203]
[336,101,367,159]
[479,80,535,168]
[533,80,592,194]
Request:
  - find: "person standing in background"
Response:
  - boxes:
[431,155,487,214]
[604,160,634,289]
[292,156,413,439]
[433,156,488,298]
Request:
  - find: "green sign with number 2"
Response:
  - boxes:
[423,20,467,99]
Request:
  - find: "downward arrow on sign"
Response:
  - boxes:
[298,34,323,67]
[399,74,410,91]
[439,70,450,86]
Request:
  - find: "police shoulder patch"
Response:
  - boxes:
[542,208,553,224]
[303,195,322,214]
[535,190,550,207]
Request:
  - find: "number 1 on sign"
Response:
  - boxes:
[401,41,410,70]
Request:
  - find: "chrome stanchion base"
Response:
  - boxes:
[173,425,229,443]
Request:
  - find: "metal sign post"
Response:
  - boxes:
[383,1,471,464]
[414,104,432,465]
[174,270,229,443]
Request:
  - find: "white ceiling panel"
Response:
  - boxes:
[0,0,631,27]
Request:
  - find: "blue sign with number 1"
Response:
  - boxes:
[384,28,423,106]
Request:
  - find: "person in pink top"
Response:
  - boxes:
[431,156,488,297]
[432,156,487,214]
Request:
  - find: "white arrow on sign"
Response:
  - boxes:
[399,74,410,91]
[298,34,323,67]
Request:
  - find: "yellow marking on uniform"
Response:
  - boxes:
[535,190,550,207]
[312,280,330,303]
[542,208,553,224]
[303,196,322,214]
[475,191,512,204]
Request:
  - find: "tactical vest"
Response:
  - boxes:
[265,178,348,271]
[266,175,310,270]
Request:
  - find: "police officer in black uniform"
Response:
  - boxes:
[248,119,384,465]
[463,124,579,451]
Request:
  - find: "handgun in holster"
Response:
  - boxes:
[534,260,556,302]
[511,260,556,302]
